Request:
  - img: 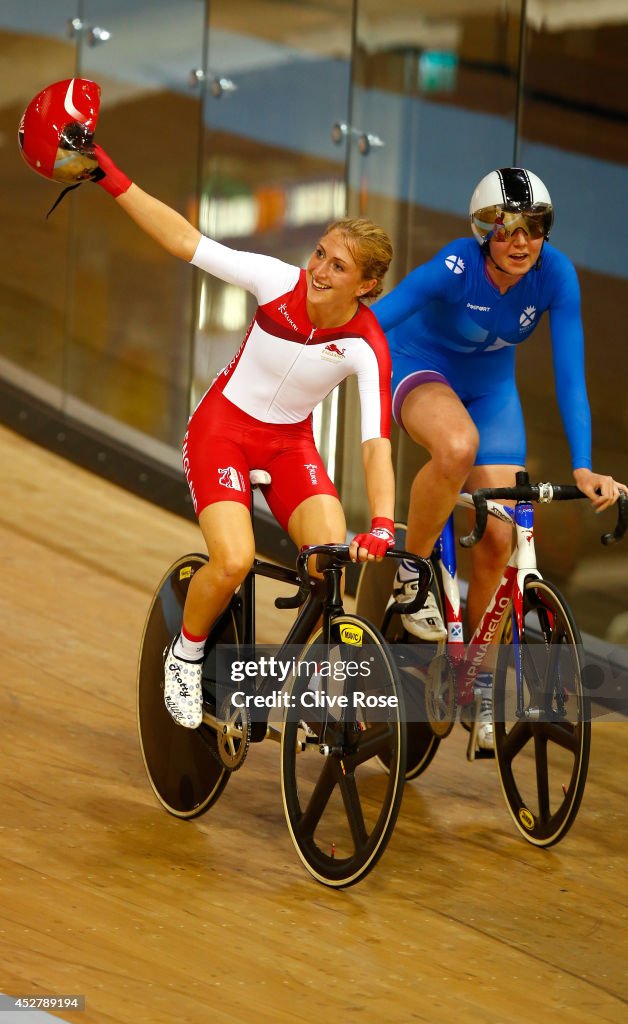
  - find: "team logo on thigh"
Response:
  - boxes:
[218,466,245,491]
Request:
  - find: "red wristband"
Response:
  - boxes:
[371,517,394,534]
[91,143,132,198]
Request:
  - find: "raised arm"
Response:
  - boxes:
[117,185,201,262]
[91,144,300,302]
[92,144,201,261]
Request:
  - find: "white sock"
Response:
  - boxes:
[173,630,206,662]
[476,673,492,699]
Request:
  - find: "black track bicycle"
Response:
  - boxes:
[137,470,431,887]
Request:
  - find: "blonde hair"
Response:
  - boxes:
[324,217,393,300]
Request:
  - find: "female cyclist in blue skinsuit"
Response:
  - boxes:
[373,167,625,750]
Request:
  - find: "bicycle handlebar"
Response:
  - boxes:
[275,544,352,610]
[459,481,628,548]
[274,544,432,614]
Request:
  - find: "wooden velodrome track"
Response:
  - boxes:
[1,422,627,1024]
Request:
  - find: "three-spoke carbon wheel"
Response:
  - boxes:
[280,614,406,887]
[494,578,590,847]
[137,554,238,819]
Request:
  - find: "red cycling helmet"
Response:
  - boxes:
[18,78,101,183]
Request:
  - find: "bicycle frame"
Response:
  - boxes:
[238,557,326,654]
[205,553,330,742]
[208,544,428,743]
[435,494,540,708]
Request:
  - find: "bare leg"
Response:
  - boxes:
[401,382,479,557]
[288,492,347,550]
[288,493,347,594]
[182,501,256,636]
[164,500,256,729]
[391,383,478,641]
[464,464,523,636]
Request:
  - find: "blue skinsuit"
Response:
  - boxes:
[373,238,592,468]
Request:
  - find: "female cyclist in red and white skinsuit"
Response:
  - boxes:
[90,145,397,728]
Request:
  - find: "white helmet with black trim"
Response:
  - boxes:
[470,167,554,245]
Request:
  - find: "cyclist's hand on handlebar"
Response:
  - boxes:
[573,468,627,513]
[350,518,395,562]
[91,143,133,197]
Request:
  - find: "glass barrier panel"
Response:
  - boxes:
[0,1,79,401]
[192,0,353,474]
[517,7,628,637]
[63,0,207,456]
[339,1,521,529]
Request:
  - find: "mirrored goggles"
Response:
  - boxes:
[472,205,553,241]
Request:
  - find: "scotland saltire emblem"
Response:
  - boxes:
[519,305,536,329]
[445,254,465,275]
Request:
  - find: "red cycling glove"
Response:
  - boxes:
[91,143,133,198]
[352,517,395,558]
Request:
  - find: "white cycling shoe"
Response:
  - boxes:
[460,673,494,751]
[389,577,447,641]
[460,695,494,751]
[164,638,203,729]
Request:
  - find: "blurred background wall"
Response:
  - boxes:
[1,0,626,638]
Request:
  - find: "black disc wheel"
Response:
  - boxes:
[137,554,238,819]
[280,615,406,887]
[354,526,442,779]
[494,578,590,847]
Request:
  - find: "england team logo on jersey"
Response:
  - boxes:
[218,466,245,492]
[304,463,318,485]
[321,342,346,362]
[445,254,465,274]
[520,305,536,330]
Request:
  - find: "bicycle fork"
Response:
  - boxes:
[440,501,543,759]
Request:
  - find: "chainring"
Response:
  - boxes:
[216,696,252,771]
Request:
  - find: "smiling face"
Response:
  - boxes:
[487,227,544,287]
[305,228,377,328]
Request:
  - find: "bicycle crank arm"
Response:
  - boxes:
[465,689,481,762]
[201,709,246,739]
